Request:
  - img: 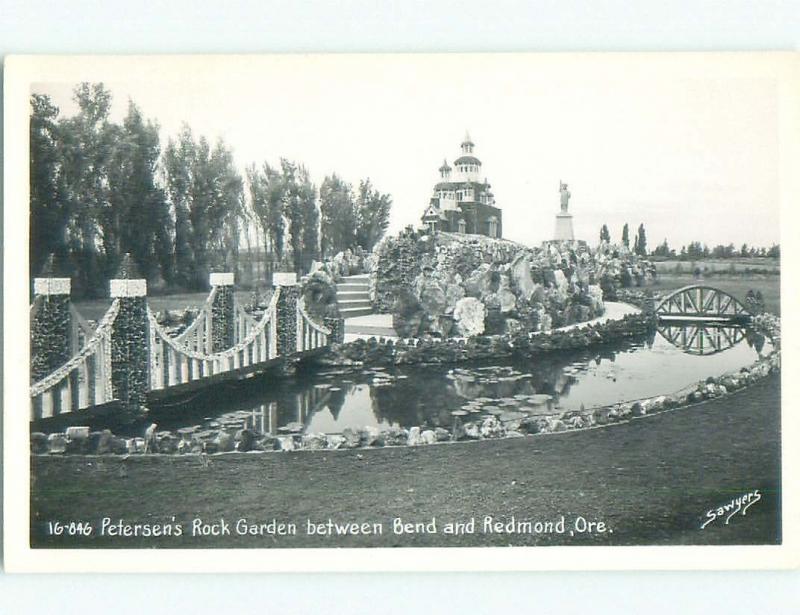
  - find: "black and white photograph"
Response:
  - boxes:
[3,53,798,572]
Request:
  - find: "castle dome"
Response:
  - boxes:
[454,155,481,166]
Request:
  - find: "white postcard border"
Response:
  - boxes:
[4,53,799,573]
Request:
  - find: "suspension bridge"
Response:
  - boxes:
[29,270,343,423]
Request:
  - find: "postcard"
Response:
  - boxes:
[4,53,798,572]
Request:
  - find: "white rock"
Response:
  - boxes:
[65,426,90,441]
[47,433,67,454]
[278,436,296,452]
[326,434,347,449]
[407,426,422,446]
[453,297,486,337]
[420,430,437,445]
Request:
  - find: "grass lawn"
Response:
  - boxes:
[31,373,781,549]
[652,273,781,315]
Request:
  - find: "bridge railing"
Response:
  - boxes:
[30,299,119,420]
[69,303,98,352]
[655,285,750,320]
[147,288,281,390]
[297,298,331,352]
[30,270,344,419]
[171,286,218,354]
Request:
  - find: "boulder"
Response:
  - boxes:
[215,431,235,452]
[362,426,385,447]
[326,434,347,449]
[259,434,280,451]
[418,281,447,316]
[463,422,481,440]
[86,429,113,455]
[278,436,296,452]
[553,269,568,294]
[302,433,328,450]
[110,436,128,455]
[547,419,567,433]
[383,428,408,446]
[567,415,585,429]
[420,429,437,445]
[451,420,467,441]
[453,297,486,337]
[519,417,541,434]
[66,426,90,441]
[510,254,535,300]
[529,284,546,305]
[464,264,495,298]
[235,429,257,452]
[480,416,505,439]
[433,314,455,337]
[155,433,178,454]
[126,437,146,454]
[341,428,362,448]
[444,283,466,314]
[434,427,451,442]
[407,426,422,446]
[498,287,517,314]
[31,432,49,455]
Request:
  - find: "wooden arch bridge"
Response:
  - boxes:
[654,285,752,323]
[653,285,755,356]
[29,272,343,422]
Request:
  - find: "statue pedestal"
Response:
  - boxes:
[554,212,575,241]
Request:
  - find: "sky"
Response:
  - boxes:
[32,55,781,250]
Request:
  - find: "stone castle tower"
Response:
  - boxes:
[421,133,503,238]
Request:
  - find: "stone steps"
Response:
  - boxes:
[339,306,374,318]
[337,298,372,308]
[336,274,372,318]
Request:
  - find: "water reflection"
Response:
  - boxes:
[657,322,765,356]
[150,324,771,437]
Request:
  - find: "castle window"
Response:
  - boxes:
[487,216,498,238]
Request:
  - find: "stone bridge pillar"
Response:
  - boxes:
[210,272,235,351]
[324,316,346,344]
[30,277,72,382]
[109,275,149,409]
[273,272,299,356]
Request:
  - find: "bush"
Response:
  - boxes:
[301,272,339,319]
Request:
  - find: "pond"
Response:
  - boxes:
[144,323,772,437]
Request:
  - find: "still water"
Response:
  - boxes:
[148,323,771,436]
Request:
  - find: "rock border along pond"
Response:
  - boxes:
[30,311,781,458]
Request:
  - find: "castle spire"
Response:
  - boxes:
[461,131,474,154]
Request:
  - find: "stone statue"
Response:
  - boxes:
[559,181,570,213]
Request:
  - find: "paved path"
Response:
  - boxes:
[343,301,640,343]
[550,301,640,332]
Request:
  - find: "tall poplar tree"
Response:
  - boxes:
[319,174,356,257]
